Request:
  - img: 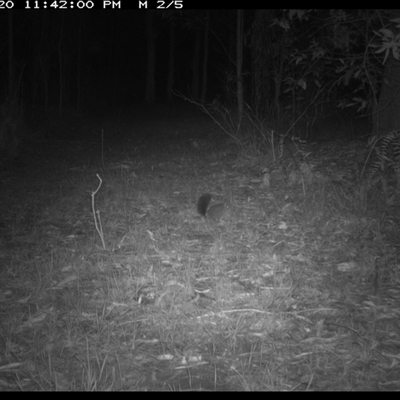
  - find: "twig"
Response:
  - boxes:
[91,174,106,250]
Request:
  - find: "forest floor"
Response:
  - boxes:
[0,104,399,391]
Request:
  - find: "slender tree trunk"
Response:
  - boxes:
[166,23,175,102]
[191,29,201,100]
[58,14,64,113]
[376,56,400,134]
[375,9,400,135]
[145,12,156,104]
[40,54,49,110]
[31,14,42,106]
[38,11,49,110]
[236,9,244,124]
[200,10,210,104]
[76,16,82,111]
[8,11,14,99]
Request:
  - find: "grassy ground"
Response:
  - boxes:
[0,105,399,390]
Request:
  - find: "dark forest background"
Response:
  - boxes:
[1,9,400,148]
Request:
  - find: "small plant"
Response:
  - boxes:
[363,130,400,198]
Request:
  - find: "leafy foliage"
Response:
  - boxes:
[364,130,400,196]
[249,10,396,132]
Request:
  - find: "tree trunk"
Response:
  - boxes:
[375,10,400,135]
[145,12,156,104]
[8,11,14,99]
[58,14,64,113]
[200,10,210,104]
[76,15,82,111]
[236,9,244,124]
[191,29,201,100]
[376,56,400,134]
[166,23,175,102]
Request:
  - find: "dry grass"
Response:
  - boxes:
[0,109,399,391]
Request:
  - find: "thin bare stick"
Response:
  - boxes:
[91,174,106,250]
